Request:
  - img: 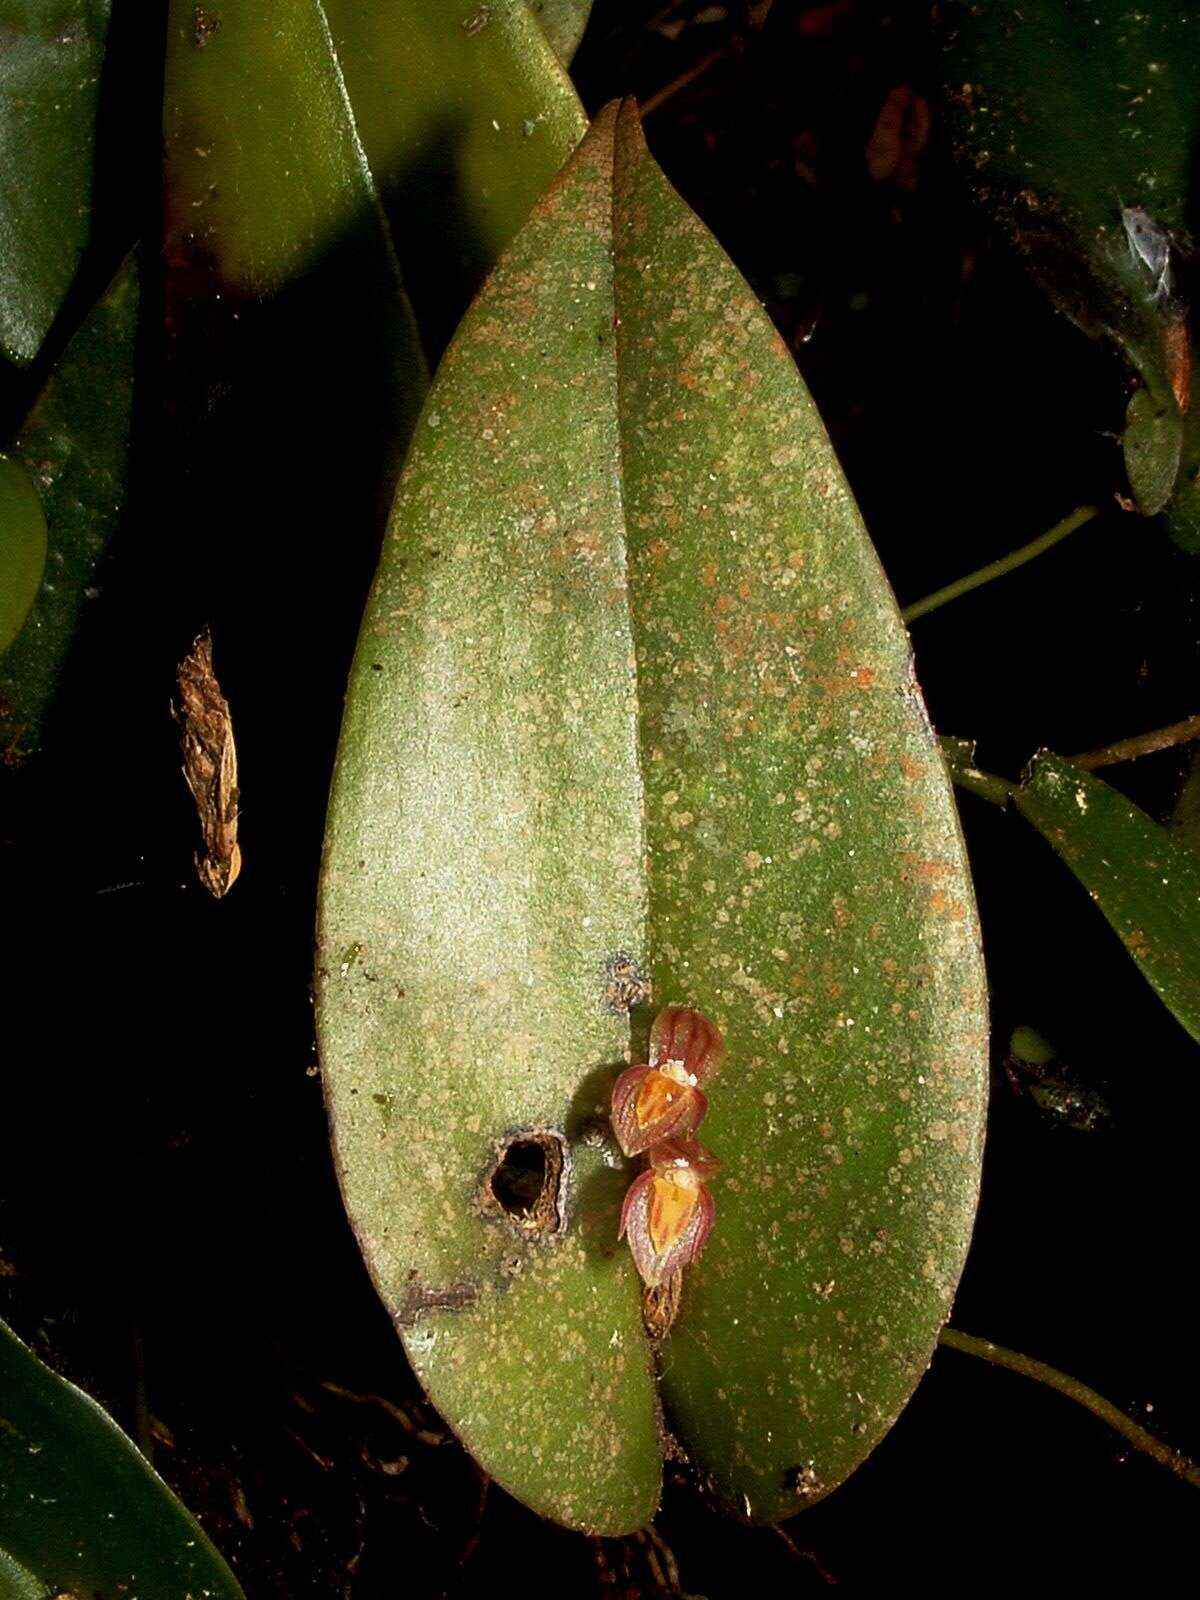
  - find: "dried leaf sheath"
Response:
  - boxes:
[174,629,241,897]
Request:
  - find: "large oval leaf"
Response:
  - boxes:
[318,100,987,1532]
[0,252,135,760]
[0,1317,244,1600]
[0,1,111,365]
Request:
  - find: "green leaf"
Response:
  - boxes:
[527,0,593,65]
[0,252,135,760]
[318,101,987,1533]
[163,0,404,298]
[0,453,47,653]
[1123,387,1182,518]
[0,1,111,365]
[1013,751,1200,1045]
[941,0,1199,526]
[164,0,584,345]
[322,0,587,346]
[0,1317,244,1600]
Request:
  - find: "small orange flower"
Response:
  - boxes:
[610,1005,724,1157]
[619,1137,720,1288]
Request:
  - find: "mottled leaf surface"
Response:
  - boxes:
[1014,752,1200,1045]
[0,253,135,758]
[0,1,111,364]
[0,1317,244,1600]
[318,102,987,1532]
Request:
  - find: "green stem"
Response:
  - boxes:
[903,505,1099,624]
[939,1326,1200,1490]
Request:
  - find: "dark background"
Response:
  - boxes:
[3,2,1198,1592]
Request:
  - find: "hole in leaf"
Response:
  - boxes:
[482,1130,568,1236]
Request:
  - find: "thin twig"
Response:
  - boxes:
[1069,714,1200,771]
[902,505,1099,624]
[939,1326,1200,1490]
[641,47,725,116]
[771,1522,838,1585]
[319,1377,448,1446]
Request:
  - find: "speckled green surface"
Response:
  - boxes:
[1015,752,1200,1046]
[0,253,135,758]
[318,102,987,1532]
[0,1317,244,1599]
[0,1,111,365]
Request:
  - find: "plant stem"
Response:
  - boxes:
[1070,714,1200,771]
[950,764,1016,808]
[902,505,1099,624]
[642,47,725,116]
[938,1326,1200,1490]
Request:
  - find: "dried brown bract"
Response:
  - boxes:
[174,628,241,897]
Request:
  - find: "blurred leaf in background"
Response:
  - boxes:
[528,0,594,67]
[0,252,136,761]
[941,0,1200,546]
[0,1,111,366]
[0,1316,243,1600]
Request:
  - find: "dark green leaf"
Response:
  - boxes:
[322,0,587,349]
[0,252,135,760]
[0,452,46,652]
[1013,751,1200,1044]
[0,1,111,365]
[1123,387,1182,518]
[0,1317,244,1600]
[942,0,1199,526]
[318,102,987,1532]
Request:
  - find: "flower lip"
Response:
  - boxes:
[649,1006,725,1088]
[610,1063,707,1156]
[649,1135,720,1180]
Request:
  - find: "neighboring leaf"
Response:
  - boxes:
[1013,752,1200,1045]
[322,0,587,347]
[528,0,593,66]
[163,0,406,299]
[0,453,46,652]
[0,252,135,760]
[0,1316,244,1600]
[164,0,584,349]
[1169,746,1200,853]
[0,1,111,365]
[941,1,1199,533]
[1123,387,1182,518]
[318,101,987,1532]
